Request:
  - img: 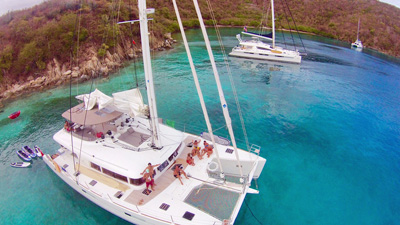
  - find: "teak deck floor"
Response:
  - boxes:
[124,136,195,206]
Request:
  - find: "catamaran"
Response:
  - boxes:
[43,0,266,224]
[351,18,363,50]
[229,0,302,64]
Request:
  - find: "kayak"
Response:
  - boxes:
[16,150,31,161]
[10,162,31,168]
[8,111,21,119]
[22,146,36,158]
[34,145,44,157]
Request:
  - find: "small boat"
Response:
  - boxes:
[22,146,36,158]
[16,150,31,161]
[34,145,44,157]
[10,162,31,168]
[8,110,21,119]
[351,18,363,50]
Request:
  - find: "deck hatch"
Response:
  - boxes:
[183,211,195,221]
[142,189,152,195]
[114,191,123,199]
[159,203,170,211]
[89,180,97,186]
[225,148,234,154]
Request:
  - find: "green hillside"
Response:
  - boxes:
[0,0,399,93]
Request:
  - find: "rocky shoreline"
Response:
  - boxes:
[0,34,176,108]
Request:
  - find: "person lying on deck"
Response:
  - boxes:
[173,165,189,185]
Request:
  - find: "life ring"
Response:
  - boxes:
[207,161,218,172]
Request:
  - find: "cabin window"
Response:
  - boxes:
[157,160,170,173]
[102,167,128,183]
[168,142,181,161]
[130,178,145,186]
[91,162,101,172]
[114,173,128,183]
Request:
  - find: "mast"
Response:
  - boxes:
[356,18,360,41]
[138,0,161,147]
[192,0,244,177]
[172,0,225,175]
[271,0,275,48]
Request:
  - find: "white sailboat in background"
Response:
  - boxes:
[351,18,363,50]
[43,0,266,224]
[229,0,302,64]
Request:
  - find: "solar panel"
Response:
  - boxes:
[183,211,195,221]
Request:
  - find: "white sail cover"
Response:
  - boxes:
[76,89,113,110]
[112,88,146,117]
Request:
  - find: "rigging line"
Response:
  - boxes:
[279,0,296,51]
[129,0,139,88]
[282,0,307,53]
[276,14,288,49]
[205,0,250,151]
[212,124,227,133]
[172,0,225,175]
[244,198,263,225]
[114,0,129,90]
[77,78,96,174]
[264,0,271,34]
[68,0,84,176]
[194,0,245,178]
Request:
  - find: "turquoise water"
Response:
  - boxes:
[1,27,399,225]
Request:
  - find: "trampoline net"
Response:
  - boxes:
[184,184,240,221]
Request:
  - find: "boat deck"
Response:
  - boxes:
[123,136,194,206]
[77,164,130,192]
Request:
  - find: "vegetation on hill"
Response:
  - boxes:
[0,0,399,95]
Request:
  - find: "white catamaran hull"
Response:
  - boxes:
[43,128,266,225]
[44,155,161,225]
[43,0,267,224]
[229,48,301,64]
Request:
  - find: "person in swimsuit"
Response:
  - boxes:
[143,172,154,191]
[141,162,160,177]
[186,153,195,166]
[173,164,189,185]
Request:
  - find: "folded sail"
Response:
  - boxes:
[76,88,113,110]
[112,88,147,117]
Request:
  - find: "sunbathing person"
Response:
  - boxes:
[173,165,189,185]
[186,153,195,166]
[64,120,71,132]
[192,146,205,160]
[193,139,200,148]
[205,145,213,158]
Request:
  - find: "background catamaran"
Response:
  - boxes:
[43,0,266,224]
[351,18,363,50]
[229,0,305,64]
